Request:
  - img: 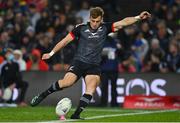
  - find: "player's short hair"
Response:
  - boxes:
[90,7,104,18]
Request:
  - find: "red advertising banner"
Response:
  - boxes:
[123,95,180,109]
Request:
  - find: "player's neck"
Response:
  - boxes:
[88,22,101,33]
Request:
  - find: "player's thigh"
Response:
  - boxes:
[59,72,78,87]
[84,75,100,95]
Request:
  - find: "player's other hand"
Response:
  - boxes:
[139,11,151,20]
[42,53,51,60]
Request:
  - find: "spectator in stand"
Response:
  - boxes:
[6,23,25,50]
[26,49,49,71]
[20,34,34,53]
[14,12,25,26]
[5,8,14,25]
[119,52,136,73]
[18,0,29,13]
[142,38,165,72]
[13,22,24,49]
[35,9,51,33]
[117,25,137,51]
[5,0,15,9]
[25,0,48,12]
[155,20,173,53]
[26,26,36,42]
[13,49,27,71]
[160,40,180,73]
[151,0,165,19]
[53,12,67,35]
[13,12,29,49]
[36,33,52,54]
[0,31,15,50]
[20,46,29,62]
[131,32,149,71]
[63,0,76,24]
[140,21,153,40]
[28,3,41,29]
[143,49,164,72]
[76,0,90,23]
[20,26,37,53]
[165,9,177,31]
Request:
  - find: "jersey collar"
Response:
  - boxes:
[87,22,102,33]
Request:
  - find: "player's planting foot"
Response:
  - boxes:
[70,114,84,120]
[30,94,46,106]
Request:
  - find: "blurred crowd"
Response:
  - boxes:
[0,0,179,73]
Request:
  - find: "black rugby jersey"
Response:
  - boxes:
[70,22,114,65]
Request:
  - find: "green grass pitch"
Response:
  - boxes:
[0,106,179,122]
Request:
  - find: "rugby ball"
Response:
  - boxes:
[55,98,72,116]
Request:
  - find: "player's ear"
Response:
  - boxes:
[101,17,103,23]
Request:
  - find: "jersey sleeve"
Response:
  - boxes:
[69,25,81,40]
[104,22,115,34]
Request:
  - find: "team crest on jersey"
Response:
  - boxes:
[69,66,74,71]
[84,29,90,32]
[91,32,97,36]
[88,32,99,38]
[98,26,103,32]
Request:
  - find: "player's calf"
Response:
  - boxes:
[30,81,63,106]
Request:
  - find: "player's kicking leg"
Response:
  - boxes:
[71,75,100,119]
[30,72,77,106]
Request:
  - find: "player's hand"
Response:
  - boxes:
[139,11,151,20]
[42,53,51,60]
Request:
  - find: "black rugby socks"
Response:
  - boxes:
[73,94,92,117]
[41,81,62,97]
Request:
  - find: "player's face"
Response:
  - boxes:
[90,16,102,29]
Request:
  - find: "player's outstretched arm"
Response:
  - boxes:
[42,33,74,60]
[113,11,151,31]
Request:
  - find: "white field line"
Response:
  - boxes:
[85,109,178,120]
[44,109,178,122]
[71,108,145,112]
